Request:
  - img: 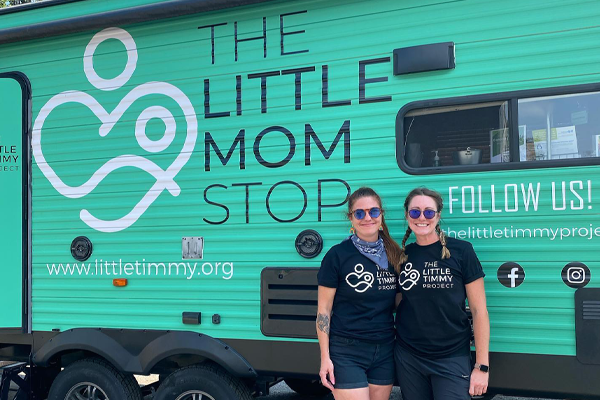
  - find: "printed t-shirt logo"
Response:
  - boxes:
[399,262,420,290]
[345,264,374,293]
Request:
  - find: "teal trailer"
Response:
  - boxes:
[1,0,600,398]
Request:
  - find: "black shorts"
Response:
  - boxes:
[329,335,395,389]
[395,343,471,400]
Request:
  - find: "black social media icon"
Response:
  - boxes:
[561,262,591,289]
[497,262,525,288]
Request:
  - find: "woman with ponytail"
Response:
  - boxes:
[395,187,489,400]
[317,187,402,400]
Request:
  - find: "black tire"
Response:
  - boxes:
[284,378,332,397]
[47,358,142,400]
[154,363,252,400]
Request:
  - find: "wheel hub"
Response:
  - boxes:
[65,381,109,400]
[175,390,216,400]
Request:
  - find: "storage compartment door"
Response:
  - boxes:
[0,74,28,330]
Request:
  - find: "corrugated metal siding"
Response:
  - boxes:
[0,0,598,355]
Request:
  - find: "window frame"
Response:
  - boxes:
[396,82,600,175]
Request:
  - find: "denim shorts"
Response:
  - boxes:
[329,335,395,389]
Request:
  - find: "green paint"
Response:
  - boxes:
[0,0,598,359]
[0,77,23,329]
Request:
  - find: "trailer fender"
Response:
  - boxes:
[136,331,257,378]
[33,329,257,379]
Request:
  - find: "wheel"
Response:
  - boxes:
[154,363,252,400]
[47,358,142,400]
[284,377,332,397]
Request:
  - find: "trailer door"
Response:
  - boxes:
[0,74,29,331]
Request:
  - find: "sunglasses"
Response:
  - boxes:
[352,207,381,220]
[408,209,438,219]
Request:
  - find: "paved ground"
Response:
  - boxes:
[257,382,556,400]
[3,375,561,400]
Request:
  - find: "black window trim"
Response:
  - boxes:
[396,82,600,175]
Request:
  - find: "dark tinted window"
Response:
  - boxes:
[403,101,510,169]
[399,87,600,172]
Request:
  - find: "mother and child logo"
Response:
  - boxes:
[32,27,198,233]
[399,263,420,290]
[345,264,375,293]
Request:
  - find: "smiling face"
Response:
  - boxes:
[350,196,382,242]
[406,195,441,245]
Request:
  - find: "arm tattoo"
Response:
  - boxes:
[317,313,330,335]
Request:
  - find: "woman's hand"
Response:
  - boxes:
[469,368,488,396]
[319,357,335,391]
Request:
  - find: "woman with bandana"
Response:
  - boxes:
[317,187,402,400]
[395,187,489,400]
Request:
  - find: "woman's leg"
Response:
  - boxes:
[366,341,395,400]
[430,355,471,400]
[333,387,370,400]
[394,343,433,400]
[329,337,372,397]
[368,383,393,400]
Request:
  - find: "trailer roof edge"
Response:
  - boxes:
[0,0,276,45]
[0,0,86,16]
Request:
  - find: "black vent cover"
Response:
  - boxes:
[295,229,323,258]
[575,287,600,365]
[261,267,319,339]
[393,42,455,75]
[70,236,93,261]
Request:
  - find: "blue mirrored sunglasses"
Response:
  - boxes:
[353,207,381,220]
[408,209,438,219]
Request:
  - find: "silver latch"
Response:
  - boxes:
[182,237,204,259]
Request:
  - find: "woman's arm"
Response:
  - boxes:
[317,285,336,391]
[466,277,490,397]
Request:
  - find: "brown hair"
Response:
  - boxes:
[396,187,450,274]
[347,187,402,270]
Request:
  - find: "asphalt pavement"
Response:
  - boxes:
[257,382,558,400]
[3,377,560,399]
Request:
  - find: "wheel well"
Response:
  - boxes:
[49,349,109,368]
[149,354,209,376]
[33,328,256,378]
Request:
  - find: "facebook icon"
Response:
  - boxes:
[498,262,525,288]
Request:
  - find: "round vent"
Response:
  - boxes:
[295,229,323,259]
[70,236,93,261]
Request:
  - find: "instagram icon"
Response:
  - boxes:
[562,262,590,288]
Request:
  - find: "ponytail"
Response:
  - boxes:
[380,216,402,272]
[396,227,412,274]
[436,225,451,259]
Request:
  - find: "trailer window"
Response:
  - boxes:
[518,91,600,161]
[398,85,600,173]
[403,101,510,168]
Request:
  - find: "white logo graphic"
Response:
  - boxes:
[399,263,420,290]
[32,27,198,232]
[345,264,374,293]
[567,266,585,284]
[507,267,520,288]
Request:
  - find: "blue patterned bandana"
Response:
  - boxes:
[350,234,389,269]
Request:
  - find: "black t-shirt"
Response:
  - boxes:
[318,239,398,343]
[395,237,485,358]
